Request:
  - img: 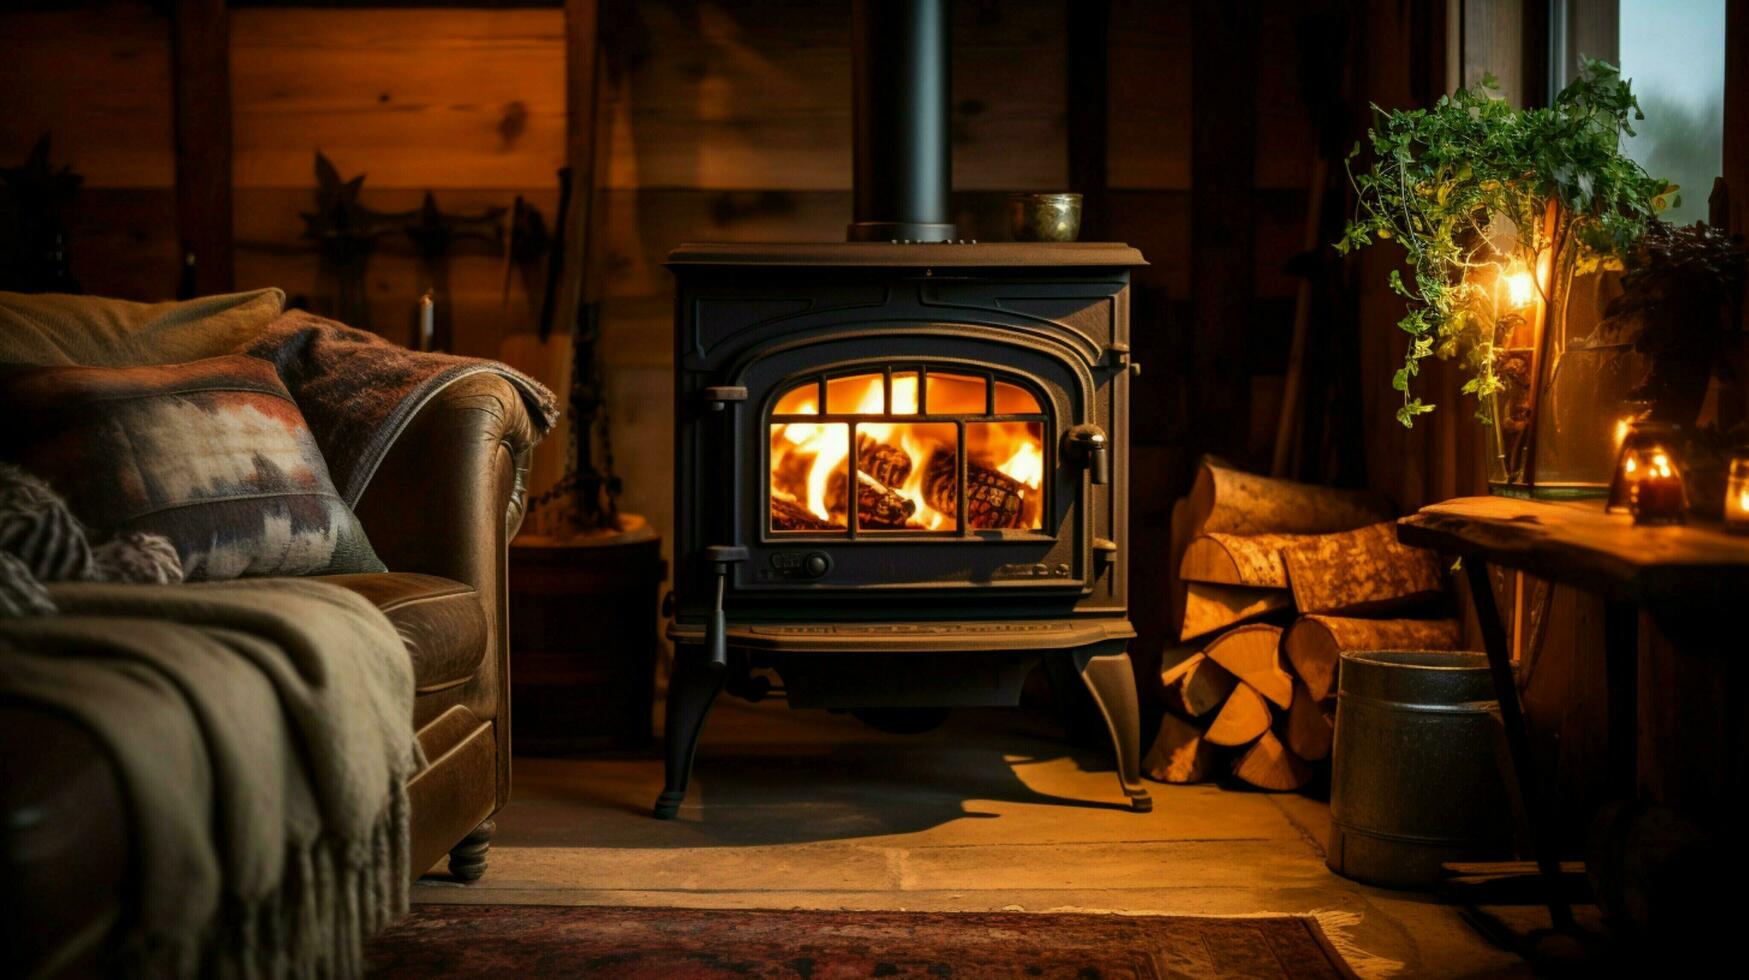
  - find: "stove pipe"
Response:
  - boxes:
[847,0,957,242]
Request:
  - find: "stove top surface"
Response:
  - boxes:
[667,241,1146,269]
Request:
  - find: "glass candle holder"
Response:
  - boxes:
[1627,445,1686,525]
[1726,456,1749,534]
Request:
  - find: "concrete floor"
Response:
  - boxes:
[413,697,1531,978]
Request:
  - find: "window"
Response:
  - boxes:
[1552,0,1725,225]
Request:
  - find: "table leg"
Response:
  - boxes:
[1464,559,1575,931]
[1603,600,1639,802]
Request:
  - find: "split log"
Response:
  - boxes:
[771,494,839,531]
[1142,712,1215,784]
[1179,532,1317,589]
[1202,624,1292,709]
[1232,730,1313,791]
[1185,457,1394,537]
[1167,496,1195,638]
[1283,615,1463,701]
[1181,581,1291,641]
[1160,652,1237,718]
[827,469,916,529]
[1280,521,1445,616]
[923,449,1027,530]
[1203,682,1272,747]
[1283,680,1334,762]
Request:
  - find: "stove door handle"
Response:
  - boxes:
[702,545,748,670]
[1064,425,1110,486]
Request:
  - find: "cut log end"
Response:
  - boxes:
[1160,652,1238,718]
[1203,682,1272,747]
[1143,712,1215,784]
[1202,624,1291,709]
[1233,730,1313,791]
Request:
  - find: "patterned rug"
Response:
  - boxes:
[367,905,1357,978]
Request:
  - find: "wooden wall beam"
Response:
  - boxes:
[172,0,233,295]
[1065,0,1109,240]
[1188,0,1258,463]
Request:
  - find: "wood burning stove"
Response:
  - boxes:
[656,0,1151,817]
[661,242,1149,816]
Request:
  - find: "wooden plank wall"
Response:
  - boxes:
[5,1,1334,699]
[0,3,179,300]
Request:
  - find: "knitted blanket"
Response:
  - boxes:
[0,579,421,977]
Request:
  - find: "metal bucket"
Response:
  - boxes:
[1327,650,1514,890]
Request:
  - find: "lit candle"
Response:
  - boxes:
[1629,446,1685,526]
[1727,456,1749,534]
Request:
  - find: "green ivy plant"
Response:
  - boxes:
[1337,59,1671,427]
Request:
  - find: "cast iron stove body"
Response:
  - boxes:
[660,240,1152,816]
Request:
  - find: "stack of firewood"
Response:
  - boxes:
[1144,459,1463,791]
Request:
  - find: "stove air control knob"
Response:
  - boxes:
[804,553,830,578]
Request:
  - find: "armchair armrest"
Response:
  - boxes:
[354,373,538,590]
[352,372,539,811]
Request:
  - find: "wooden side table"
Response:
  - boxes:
[1398,496,1749,930]
[509,515,667,752]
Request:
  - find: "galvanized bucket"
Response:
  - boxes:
[1327,650,1514,890]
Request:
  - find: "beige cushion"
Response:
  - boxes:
[0,288,285,367]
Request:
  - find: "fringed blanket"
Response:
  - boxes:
[0,579,422,978]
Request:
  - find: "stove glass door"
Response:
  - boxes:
[767,367,1049,537]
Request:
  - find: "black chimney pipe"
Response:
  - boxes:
[847,0,957,242]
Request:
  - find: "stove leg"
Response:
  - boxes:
[653,644,724,820]
[1074,646,1153,813]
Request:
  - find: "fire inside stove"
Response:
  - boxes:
[768,369,1047,534]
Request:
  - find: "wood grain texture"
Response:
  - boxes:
[1232,729,1312,791]
[1187,459,1395,537]
[595,0,1064,192]
[231,8,567,190]
[1159,651,1236,718]
[1202,624,1291,709]
[1107,0,1190,190]
[1282,614,1463,702]
[1181,581,1291,642]
[1283,680,1333,762]
[1204,682,1271,747]
[1281,521,1444,616]
[1142,711,1214,784]
[1398,497,1749,605]
[173,0,233,293]
[1179,532,1318,589]
[0,4,175,188]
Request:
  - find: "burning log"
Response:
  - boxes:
[827,469,916,529]
[772,494,840,531]
[857,436,913,490]
[773,449,814,497]
[923,449,1026,529]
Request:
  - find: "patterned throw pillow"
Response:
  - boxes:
[0,354,385,580]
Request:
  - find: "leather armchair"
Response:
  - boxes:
[0,372,537,976]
